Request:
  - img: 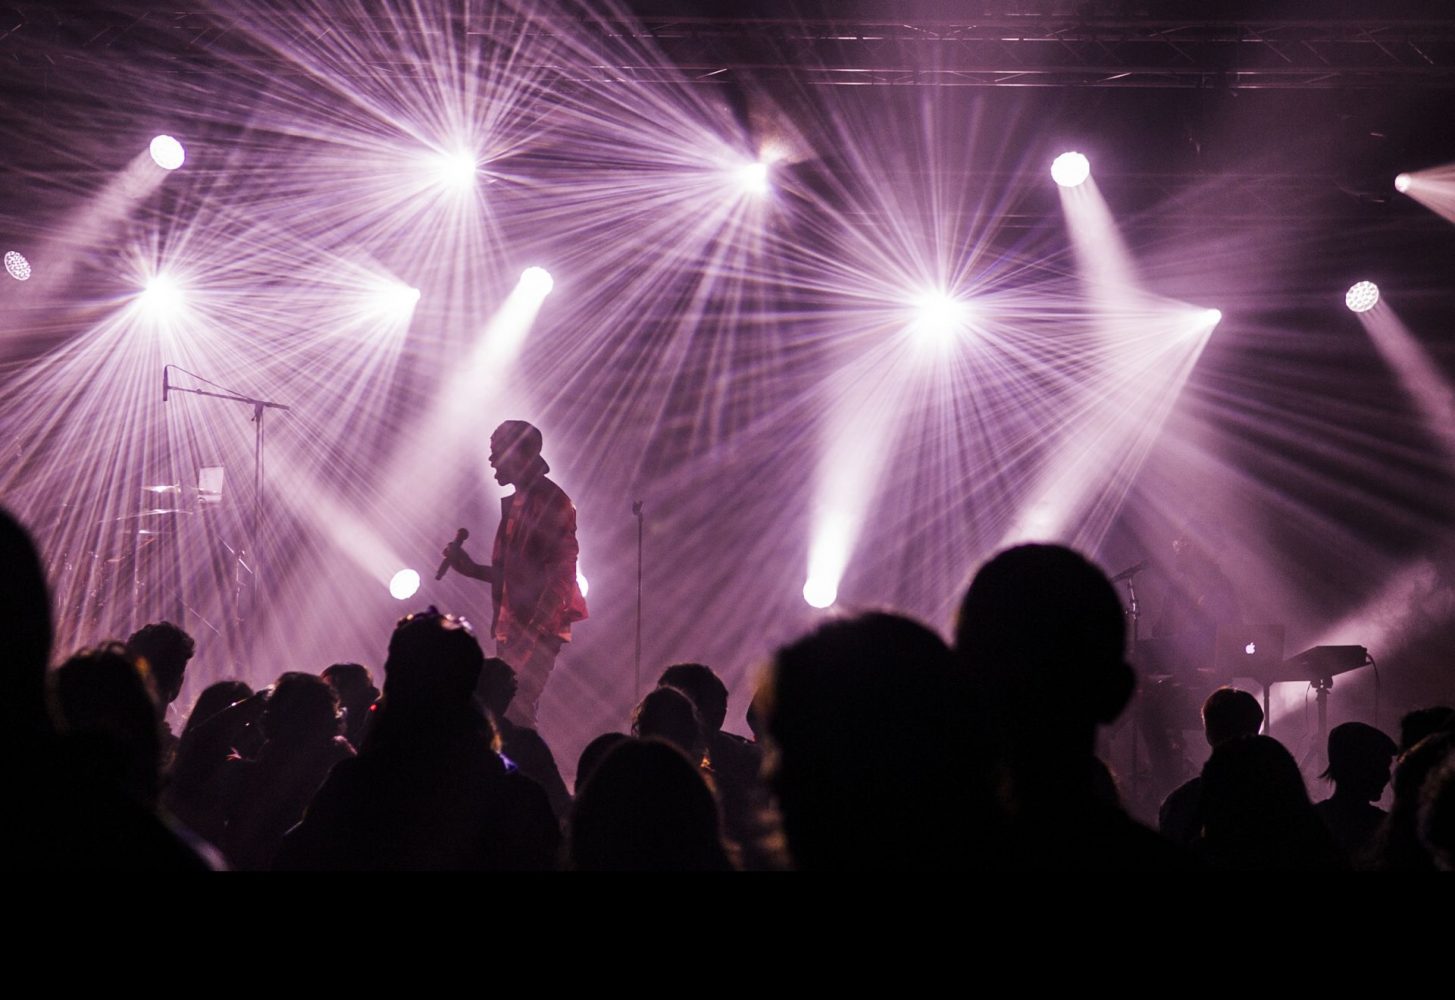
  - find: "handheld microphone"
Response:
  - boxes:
[436,527,469,580]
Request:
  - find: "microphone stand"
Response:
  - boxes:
[164,368,290,667]
[633,499,644,702]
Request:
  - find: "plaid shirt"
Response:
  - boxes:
[490,462,588,643]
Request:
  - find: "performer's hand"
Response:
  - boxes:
[442,544,473,573]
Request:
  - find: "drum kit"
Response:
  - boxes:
[47,471,244,656]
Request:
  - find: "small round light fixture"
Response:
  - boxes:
[1345,281,1380,314]
[1394,173,1412,194]
[1051,151,1091,188]
[802,576,837,609]
[519,266,554,297]
[389,568,421,600]
[149,135,186,171]
[4,250,31,281]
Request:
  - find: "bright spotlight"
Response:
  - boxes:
[431,149,477,190]
[736,160,771,196]
[519,266,554,297]
[149,135,186,171]
[577,570,589,598]
[1394,173,1412,194]
[389,568,421,600]
[139,274,184,317]
[1346,281,1380,314]
[1051,151,1091,188]
[912,291,970,343]
[4,250,31,281]
[802,576,837,609]
[1204,308,1223,325]
[372,282,421,315]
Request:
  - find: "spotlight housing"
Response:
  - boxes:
[1051,151,1091,188]
[431,149,477,190]
[4,250,31,281]
[912,292,970,343]
[736,160,771,196]
[389,568,421,600]
[802,576,837,609]
[1345,281,1380,314]
[149,135,186,171]
[519,266,554,297]
[139,274,184,317]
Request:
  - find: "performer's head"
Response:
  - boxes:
[490,420,546,486]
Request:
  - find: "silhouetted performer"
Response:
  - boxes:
[1314,721,1397,866]
[1159,686,1264,848]
[442,421,587,727]
[956,544,1194,870]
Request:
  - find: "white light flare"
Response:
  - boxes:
[149,135,186,171]
[735,159,771,196]
[1394,173,1412,194]
[519,266,554,299]
[1346,281,1380,314]
[139,274,184,319]
[4,250,30,281]
[577,570,589,598]
[371,281,422,316]
[802,575,838,610]
[431,149,477,191]
[389,568,421,600]
[803,511,852,609]
[911,291,971,346]
[1051,151,1091,188]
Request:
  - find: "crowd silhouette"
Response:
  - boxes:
[5,504,1453,872]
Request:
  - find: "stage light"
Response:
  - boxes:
[149,135,186,171]
[736,160,771,196]
[1204,308,1222,325]
[802,575,837,609]
[1395,173,1412,194]
[431,149,477,190]
[519,266,554,297]
[1346,281,1380,313]
[139,274,183,317]
[1051,151,1091,188]
[372,282,421,315]
[912,292,970,343]
[389,568,421,600]
[4,250,30,281]
[577,570,589,597]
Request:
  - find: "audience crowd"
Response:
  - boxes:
[4,505,1453,871]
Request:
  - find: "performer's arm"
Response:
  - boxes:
[443,544,498,585]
